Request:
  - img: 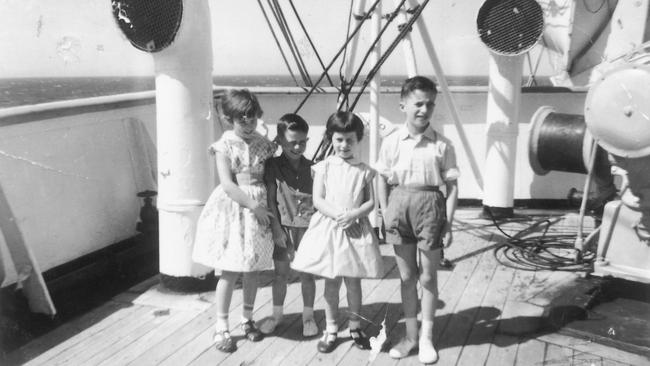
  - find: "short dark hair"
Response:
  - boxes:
[325,111,364,141]
[220,89,263,122]
[400,76,438,99]
[276,113,309,138]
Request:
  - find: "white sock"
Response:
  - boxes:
[326,319,338,334]
[349,319,361,330]
[421,320,434,340]
[242,303,254,322]
[215,313,229,332]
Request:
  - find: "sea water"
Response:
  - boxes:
[0,75,497,109]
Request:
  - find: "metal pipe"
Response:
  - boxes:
[368,0,382,227]
[482,52,523,214]
[154,0,214,289]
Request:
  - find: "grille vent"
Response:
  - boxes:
[477,0,544,55]
[111,0,183,53]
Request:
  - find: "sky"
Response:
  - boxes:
[0,0,557,78]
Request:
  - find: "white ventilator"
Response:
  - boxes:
[111,0,214,290]
[476,0,544,218]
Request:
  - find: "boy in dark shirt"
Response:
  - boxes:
[260,113,318,337]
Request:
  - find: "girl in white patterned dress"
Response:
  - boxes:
[292,111,384,354]
[193,89,277,353]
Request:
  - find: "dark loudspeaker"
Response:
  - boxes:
[111,0,183,53]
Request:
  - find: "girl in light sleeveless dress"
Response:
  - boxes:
[192,89,276,353]
[292,111,384,354]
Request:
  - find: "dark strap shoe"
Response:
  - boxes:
[242,320,264,342]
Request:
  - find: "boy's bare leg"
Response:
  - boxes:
[260,260,290,334]
[301,272,318,336]
[389,245,419,358]
[418,248,441,363]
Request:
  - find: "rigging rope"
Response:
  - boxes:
[350,0,429,110]
[287,0,335,87]
[294,0,382,114]
[268,0,313,87]
[338,0,408,111]
[337,0,356,110]
[313,0,428,162]
[485,207,596,272]
[256,0,303,88]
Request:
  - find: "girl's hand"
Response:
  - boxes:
[252,205,273,226]
[441,221,453,248]
[336,210,357,229]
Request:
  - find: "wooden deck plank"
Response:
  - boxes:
[96,309,200,366]
[51,306,156,365]
[513,339,546,366]
[211,277,299,366]
[456,264,516,365]
[571,350,604,366]
[125,303,217,366]
[484,264,540,366]
[319,265,400,366]
[484,334,519,366]
[7,209,649,366]
[21,304,146,366]
[543,343,574,366]
[281,247,398,366]
[433,244,498,366]
[263,280,344,366]
[538,333,650,366]
[305,272,396,365]
[5,300,132,366]
[393,229,494,366]
[157,288,245,366]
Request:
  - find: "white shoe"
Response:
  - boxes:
[388,337,417,359]
[418,337,438,364]
[302,317,319,337]
[258,316,280,335]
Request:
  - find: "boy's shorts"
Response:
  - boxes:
[273,226,307,261]
[383,185,446,251]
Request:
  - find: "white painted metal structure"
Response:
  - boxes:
[154,0,214,284]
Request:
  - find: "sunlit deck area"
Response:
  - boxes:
[6,208,650,366]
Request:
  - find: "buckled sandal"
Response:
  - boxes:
[316,331,338,353]
[213,330,237,353]
[242,320,264,342]
[350,328,371,350]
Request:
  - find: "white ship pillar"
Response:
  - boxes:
[111,0,214,291]
[482,53,523,218]
[476,0,544,219]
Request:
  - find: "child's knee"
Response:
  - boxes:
[419,271,438,290]
[399,269,418,286]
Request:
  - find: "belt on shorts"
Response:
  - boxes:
[393,185,439,192]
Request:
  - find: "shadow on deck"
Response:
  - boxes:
[4,208,650,366]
